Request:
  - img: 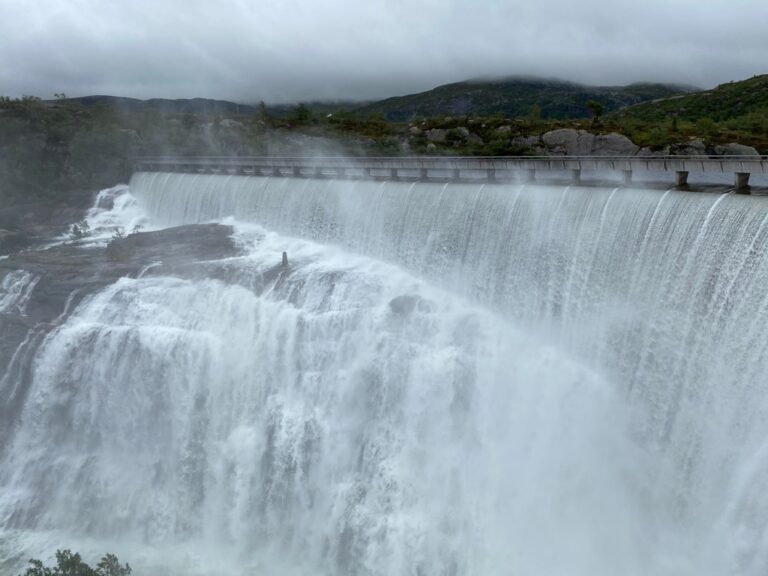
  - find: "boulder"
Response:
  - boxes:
[591,133,640,156]
[671,139,706,156]
[541,129,639,156]
[541,129,595,155]
[426,129,448,143]
[714,143,760,156]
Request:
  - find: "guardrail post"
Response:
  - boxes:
[735,172,751,193]
[676,171,689,187]
[571,169,581,184]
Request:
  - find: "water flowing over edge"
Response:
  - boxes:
[1,174,768,576]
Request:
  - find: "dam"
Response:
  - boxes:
[134,154,768,190]
[2,172,768,576]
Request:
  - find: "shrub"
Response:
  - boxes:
[18,549,131,576]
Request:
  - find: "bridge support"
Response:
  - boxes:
[676,171,689,187]
[571,169,581,185]
[622,170,632,184]
[735,172,751,193]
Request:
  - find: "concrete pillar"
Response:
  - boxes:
[676,171,689,187]
[419,167,428,181]
[735,172,751,192]
[571,169,581,185]
[487,168,496,182]
[452,168,461,181]
[622,169,632,184]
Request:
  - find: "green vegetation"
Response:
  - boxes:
[1,74,765,209]
[609,75,768,151]
[18,549,130,576]
[354,77,692,121]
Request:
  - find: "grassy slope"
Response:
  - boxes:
[355,77,692,121]
[612,75,768,122]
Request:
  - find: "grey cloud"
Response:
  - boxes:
[1,0,766,103]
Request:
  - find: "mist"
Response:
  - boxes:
[2,0,767,102]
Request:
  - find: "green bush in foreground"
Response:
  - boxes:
[19,549,131,576]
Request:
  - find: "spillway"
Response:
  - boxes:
[2,173,768,576]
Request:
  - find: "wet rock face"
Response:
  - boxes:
[1,223,237,324]
[0,223,238,446]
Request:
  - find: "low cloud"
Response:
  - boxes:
[1,0,766,103]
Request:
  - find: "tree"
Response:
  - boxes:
[529,103,542,123]
[585,100,604,120]
[18,550,131,576]
[291,103,314,125]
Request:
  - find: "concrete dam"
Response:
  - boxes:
[2,169,768,576]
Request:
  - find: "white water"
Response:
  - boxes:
[2,174,768,575]
[0,271,39,315]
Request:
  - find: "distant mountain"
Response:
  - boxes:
[610,74,768,122]
[355,77,696,121]
[50,95,258,116]
[51,96,365,118]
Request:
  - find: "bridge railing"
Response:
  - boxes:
[132,155,768,190]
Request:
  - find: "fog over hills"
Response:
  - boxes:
[52,75,698,120]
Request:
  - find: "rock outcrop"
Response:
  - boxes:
[539,129,639,156]
[714,143,760,156]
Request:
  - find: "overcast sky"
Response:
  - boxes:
[1,0,766,103]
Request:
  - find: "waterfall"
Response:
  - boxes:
[2,173,768,576]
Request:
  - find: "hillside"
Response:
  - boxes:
[49,95,259,116]
[611,74,768,122]
[355,77,694,121]
[52,96,365,119]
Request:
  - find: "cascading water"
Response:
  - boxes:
[2,173,768,576]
